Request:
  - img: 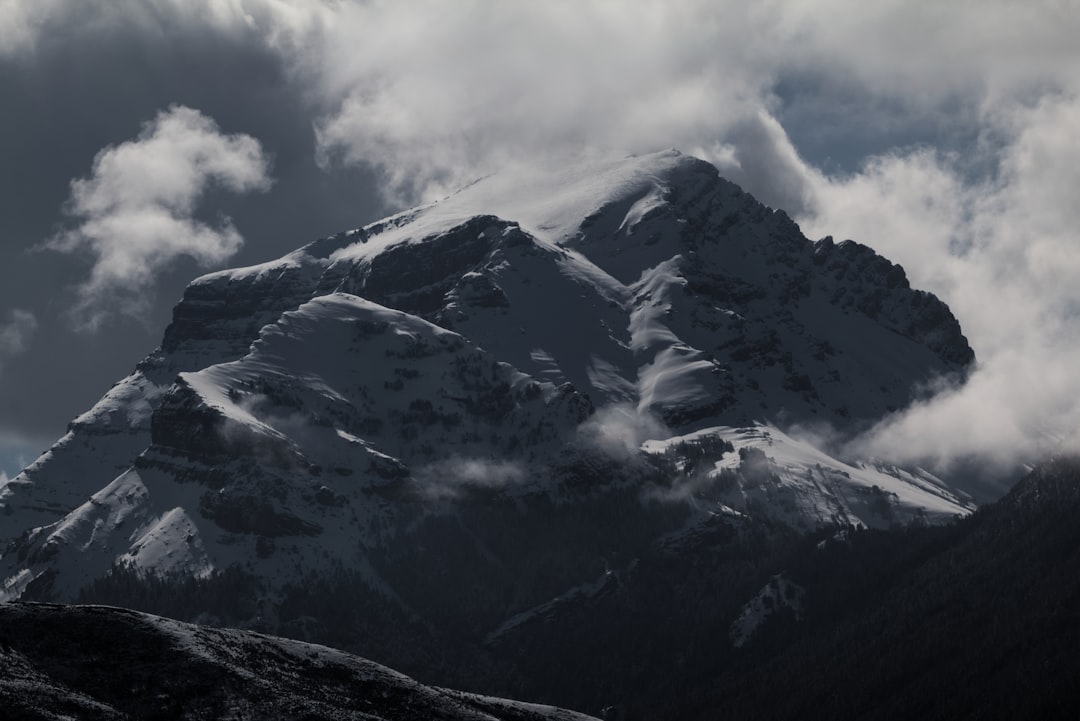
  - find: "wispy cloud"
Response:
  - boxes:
[0,430,41,482]
[0,0,61,56]
[45,105,271,330]
[415,456,527,500]
[578,404,669,462]
[308,1,775,204]
[0,309,37,373]
[797,93,1080,484]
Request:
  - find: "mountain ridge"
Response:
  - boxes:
[2,149,974,625]
[660,454,1080,721]
[0,601,599,721]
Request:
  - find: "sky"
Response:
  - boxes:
[1,0,1079,487]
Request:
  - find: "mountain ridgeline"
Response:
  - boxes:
[0,602,599,721]
[0,150,987,717]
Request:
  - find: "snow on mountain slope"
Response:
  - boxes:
[0,249,327,549]
[0,602,599,721]
[1,150,974,612]
[642,423,968,530]
[3,292,592,601]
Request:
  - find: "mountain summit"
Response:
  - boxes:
[1,150,972,617]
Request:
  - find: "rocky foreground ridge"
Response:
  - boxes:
[0,602,597,721]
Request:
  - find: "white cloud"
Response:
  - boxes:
[797,93,1080,486]
[0,309,37,372]
[309,0,777,203]
[47,105,271,329]
[701,110,825,217]
[10,2,1079,210]
[0,0,62,56]
[300,1,1080,209]
[578,404,669,462]
[415,456,527,499]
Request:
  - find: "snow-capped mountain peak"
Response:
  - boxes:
[1,150,973,616]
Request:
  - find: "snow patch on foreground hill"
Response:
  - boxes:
[643,424,969,530]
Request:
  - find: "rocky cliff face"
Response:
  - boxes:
[1,150,973,621]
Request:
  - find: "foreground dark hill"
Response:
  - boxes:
[660,456,1080,720]
[0,602,597,721]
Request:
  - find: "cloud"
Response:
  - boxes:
[415,456,527,499]
[301,1,1080,209]
[760,1,1080,107]
[795,92,1080,488]
[46,105,271,330]
[308,1,779,203]
[0,0,328,57]
[0,0,57,56]
[12,3,1079,211]
[0,429,42,481]
[702,110,825,217]
[0,309,37,372]
[578,404,669,462]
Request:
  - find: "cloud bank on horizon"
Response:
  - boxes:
[2,0,1080,481]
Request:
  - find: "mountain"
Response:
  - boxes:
[655,455,1080,720]
[448,455,1080,719]
[0,149,977,708]
[0,601,598,721]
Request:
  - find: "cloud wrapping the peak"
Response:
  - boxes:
[310,0,777,203]
[47,105,271,330]
[798,92,1080,483]
[299,0,1080,209]
[288,0,1080,486]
